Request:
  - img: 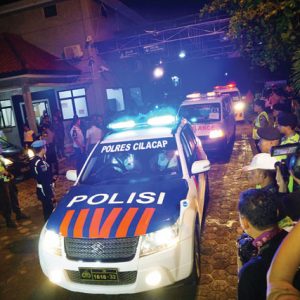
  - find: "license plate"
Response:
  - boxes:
[79,268,119,282]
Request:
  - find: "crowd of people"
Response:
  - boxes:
[237,84,300,299]
[1,85,299,298]
[0,110,105,225]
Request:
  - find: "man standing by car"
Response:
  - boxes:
[30,140,55,221]
[0,144,29,228]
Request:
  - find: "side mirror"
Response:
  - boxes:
[191,159,210,174]
[66,170,77,182]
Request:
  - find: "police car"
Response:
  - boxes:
[214,83,245,121]
[38,112,210,294]
[178,92,236,153]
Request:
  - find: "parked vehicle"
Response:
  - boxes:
[0,137,33,180]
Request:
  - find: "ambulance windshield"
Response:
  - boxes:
[219,91,240,101]
[80,138,182,185]
[179,103,221,123]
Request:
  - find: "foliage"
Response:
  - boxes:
[292,50,300,94]
[201,0,300,73]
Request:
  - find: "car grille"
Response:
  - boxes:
[64,237,139,262]
[66,270,137,285]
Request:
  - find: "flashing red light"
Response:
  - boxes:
[227,82,236,88]
[214,86,222,89]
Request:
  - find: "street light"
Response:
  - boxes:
[153,66,164,78]
[178,50,186,58]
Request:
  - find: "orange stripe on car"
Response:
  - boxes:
[99,208,122,238]
[59,210,75,237]
[73,208,89,238]
[134,208,156,236]
[89,208,104,238]
[116,208,139,238]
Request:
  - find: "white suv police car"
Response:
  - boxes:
[38,113,210,294]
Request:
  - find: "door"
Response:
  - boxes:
[20,99,50,126]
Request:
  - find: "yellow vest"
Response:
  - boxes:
[0,157,10,182]
[252,111,269,140]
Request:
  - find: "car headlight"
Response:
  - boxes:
[27,149,35,159]
[233,101,246,112]
[140,221,179,257]
[1,157,13,166]
[209,129,224,139]
[41,229,63,256]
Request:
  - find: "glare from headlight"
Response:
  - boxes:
[145,271,162,286]
[140,222,179,257]
[27,149,35,159]
[233,101,246,112]
[209,129,224,139]
[42,230,62,256]
[49,269,64,284]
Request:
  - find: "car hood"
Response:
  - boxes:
[46,178,188,238]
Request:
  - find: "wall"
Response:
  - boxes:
[0,0,133,116]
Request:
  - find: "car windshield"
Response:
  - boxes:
[179,103,221,123]
[80,138,182,185]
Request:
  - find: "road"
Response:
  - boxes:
[0,123,254,300]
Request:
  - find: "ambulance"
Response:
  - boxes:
[178,92,236,153]
[214,83,245,121]
[38,112,210,294]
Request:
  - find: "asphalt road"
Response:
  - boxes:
[0,123,254,300]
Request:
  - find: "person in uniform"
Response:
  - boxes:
[0,145,29,227]
[277,112,300,193]
[252,99,270,152]
[30,140,55,221]
[257,127,281,154]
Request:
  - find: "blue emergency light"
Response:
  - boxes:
[108,120,136,130]
[147,115,176,126]
[107,107,177,131]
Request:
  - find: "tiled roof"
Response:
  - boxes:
[0,33,81,78]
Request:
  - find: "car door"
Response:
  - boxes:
[179,125,206,224]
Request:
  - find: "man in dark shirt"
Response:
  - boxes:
[238,189,287,300]
[30,139,55,221]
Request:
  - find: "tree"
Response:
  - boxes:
[201,0,300,76]
[292,50,300,93]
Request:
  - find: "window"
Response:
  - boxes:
[106,88,125,112]
[43,5,57,18]
[0,99,16,128]
[58,88,88,120]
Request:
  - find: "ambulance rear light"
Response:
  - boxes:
[108,120,136,130]
[147,115,176,126]
[227,82,236,88]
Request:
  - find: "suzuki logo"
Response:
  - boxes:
[91,242,105,255]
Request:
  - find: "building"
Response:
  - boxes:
[0,0,146,146]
